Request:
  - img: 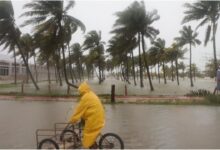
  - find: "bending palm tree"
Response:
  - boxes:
[175,26,201,87]
[182,1,220,72]
[21,0,85,89]
[112,1,159,90]
[0,1,39,90]
[83,30,105,84]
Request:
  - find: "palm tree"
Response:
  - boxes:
[20,33,33,83]
[108,34,137,85]
[34,31,56,87]
[0,1,39,90]
[21,0,85,88]
[83,30,105,84]
[179,61,186,79]
[182,1,220,72]
[150,38,167,84]
[175,26,201,87]
[148,47,160,83]
[167,43,186,85]
[70,43,83,82]
[3,41,17,84]
[112,1,159,90]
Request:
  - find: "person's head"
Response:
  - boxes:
[78,81,91,96]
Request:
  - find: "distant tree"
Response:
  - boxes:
[83,30,105,84]
[175,26,201,87]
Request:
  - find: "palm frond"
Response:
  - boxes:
[64,0,75,12]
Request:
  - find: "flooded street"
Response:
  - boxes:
[0,100,220,148]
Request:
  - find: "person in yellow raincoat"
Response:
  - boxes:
[69,82,105,148]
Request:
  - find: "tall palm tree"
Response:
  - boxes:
[175,26,201,87]
[20,33,33,83]
[112,1,159,90]
[83,30,105,84]
[0,1,39,89]
[182,1,220,73]
[21,0,85,88]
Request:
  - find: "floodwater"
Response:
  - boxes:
[0,100,220,148]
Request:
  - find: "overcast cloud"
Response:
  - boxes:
[1,0,219,71]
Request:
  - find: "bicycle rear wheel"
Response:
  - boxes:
[38,138,59,149]
[99,133,124,149]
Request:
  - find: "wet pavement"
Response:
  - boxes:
[0,100,220,148]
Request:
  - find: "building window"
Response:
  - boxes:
[12,66,19,74]
[0,66,9,76]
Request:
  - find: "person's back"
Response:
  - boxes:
[82,91,105,131]
[69,82,105,148]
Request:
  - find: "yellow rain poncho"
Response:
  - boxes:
[69,82,105,148]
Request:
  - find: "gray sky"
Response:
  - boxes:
[1,0,219,71]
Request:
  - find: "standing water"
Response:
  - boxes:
[0,100,220,148]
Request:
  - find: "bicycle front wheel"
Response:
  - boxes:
[99,133,124,149]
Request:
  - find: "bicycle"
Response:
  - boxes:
[36,121,124,149]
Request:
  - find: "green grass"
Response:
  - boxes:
[205,95,220,104]
[0,83,18,89]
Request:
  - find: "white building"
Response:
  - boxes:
[0,55,55,80]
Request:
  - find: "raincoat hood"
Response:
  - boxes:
[78,82,91,95]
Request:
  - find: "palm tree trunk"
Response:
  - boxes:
[68,44,74,83]
[81,64,84,80]
[138,33,144,87]
[15,40,39,90]
[158,63,160,83]
[54,64,58,83]
[171,60,174,81]
[61,44,78,88]
[125,55,130,84]
[33,55,38,82]
[175,58,179,85]
[86,65,90,80]
[154,66,157,80]
[72,67,78,83]
[57,49,63,86]
[77,61,81,81]
[13,48,17,84]
[26,56,29,83]
[189,43,194,87]
[141,34,154,91]
[131,52,137,86]
[47,60,51,92]
[98,60,102,84]
[212,22,218,73]
[162,61,167,84]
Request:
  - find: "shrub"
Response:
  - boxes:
[205,95,220,104]
[186,89,212,97]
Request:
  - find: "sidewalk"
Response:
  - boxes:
[0,94,204,103]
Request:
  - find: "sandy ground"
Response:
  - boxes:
[0,77,216,96]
